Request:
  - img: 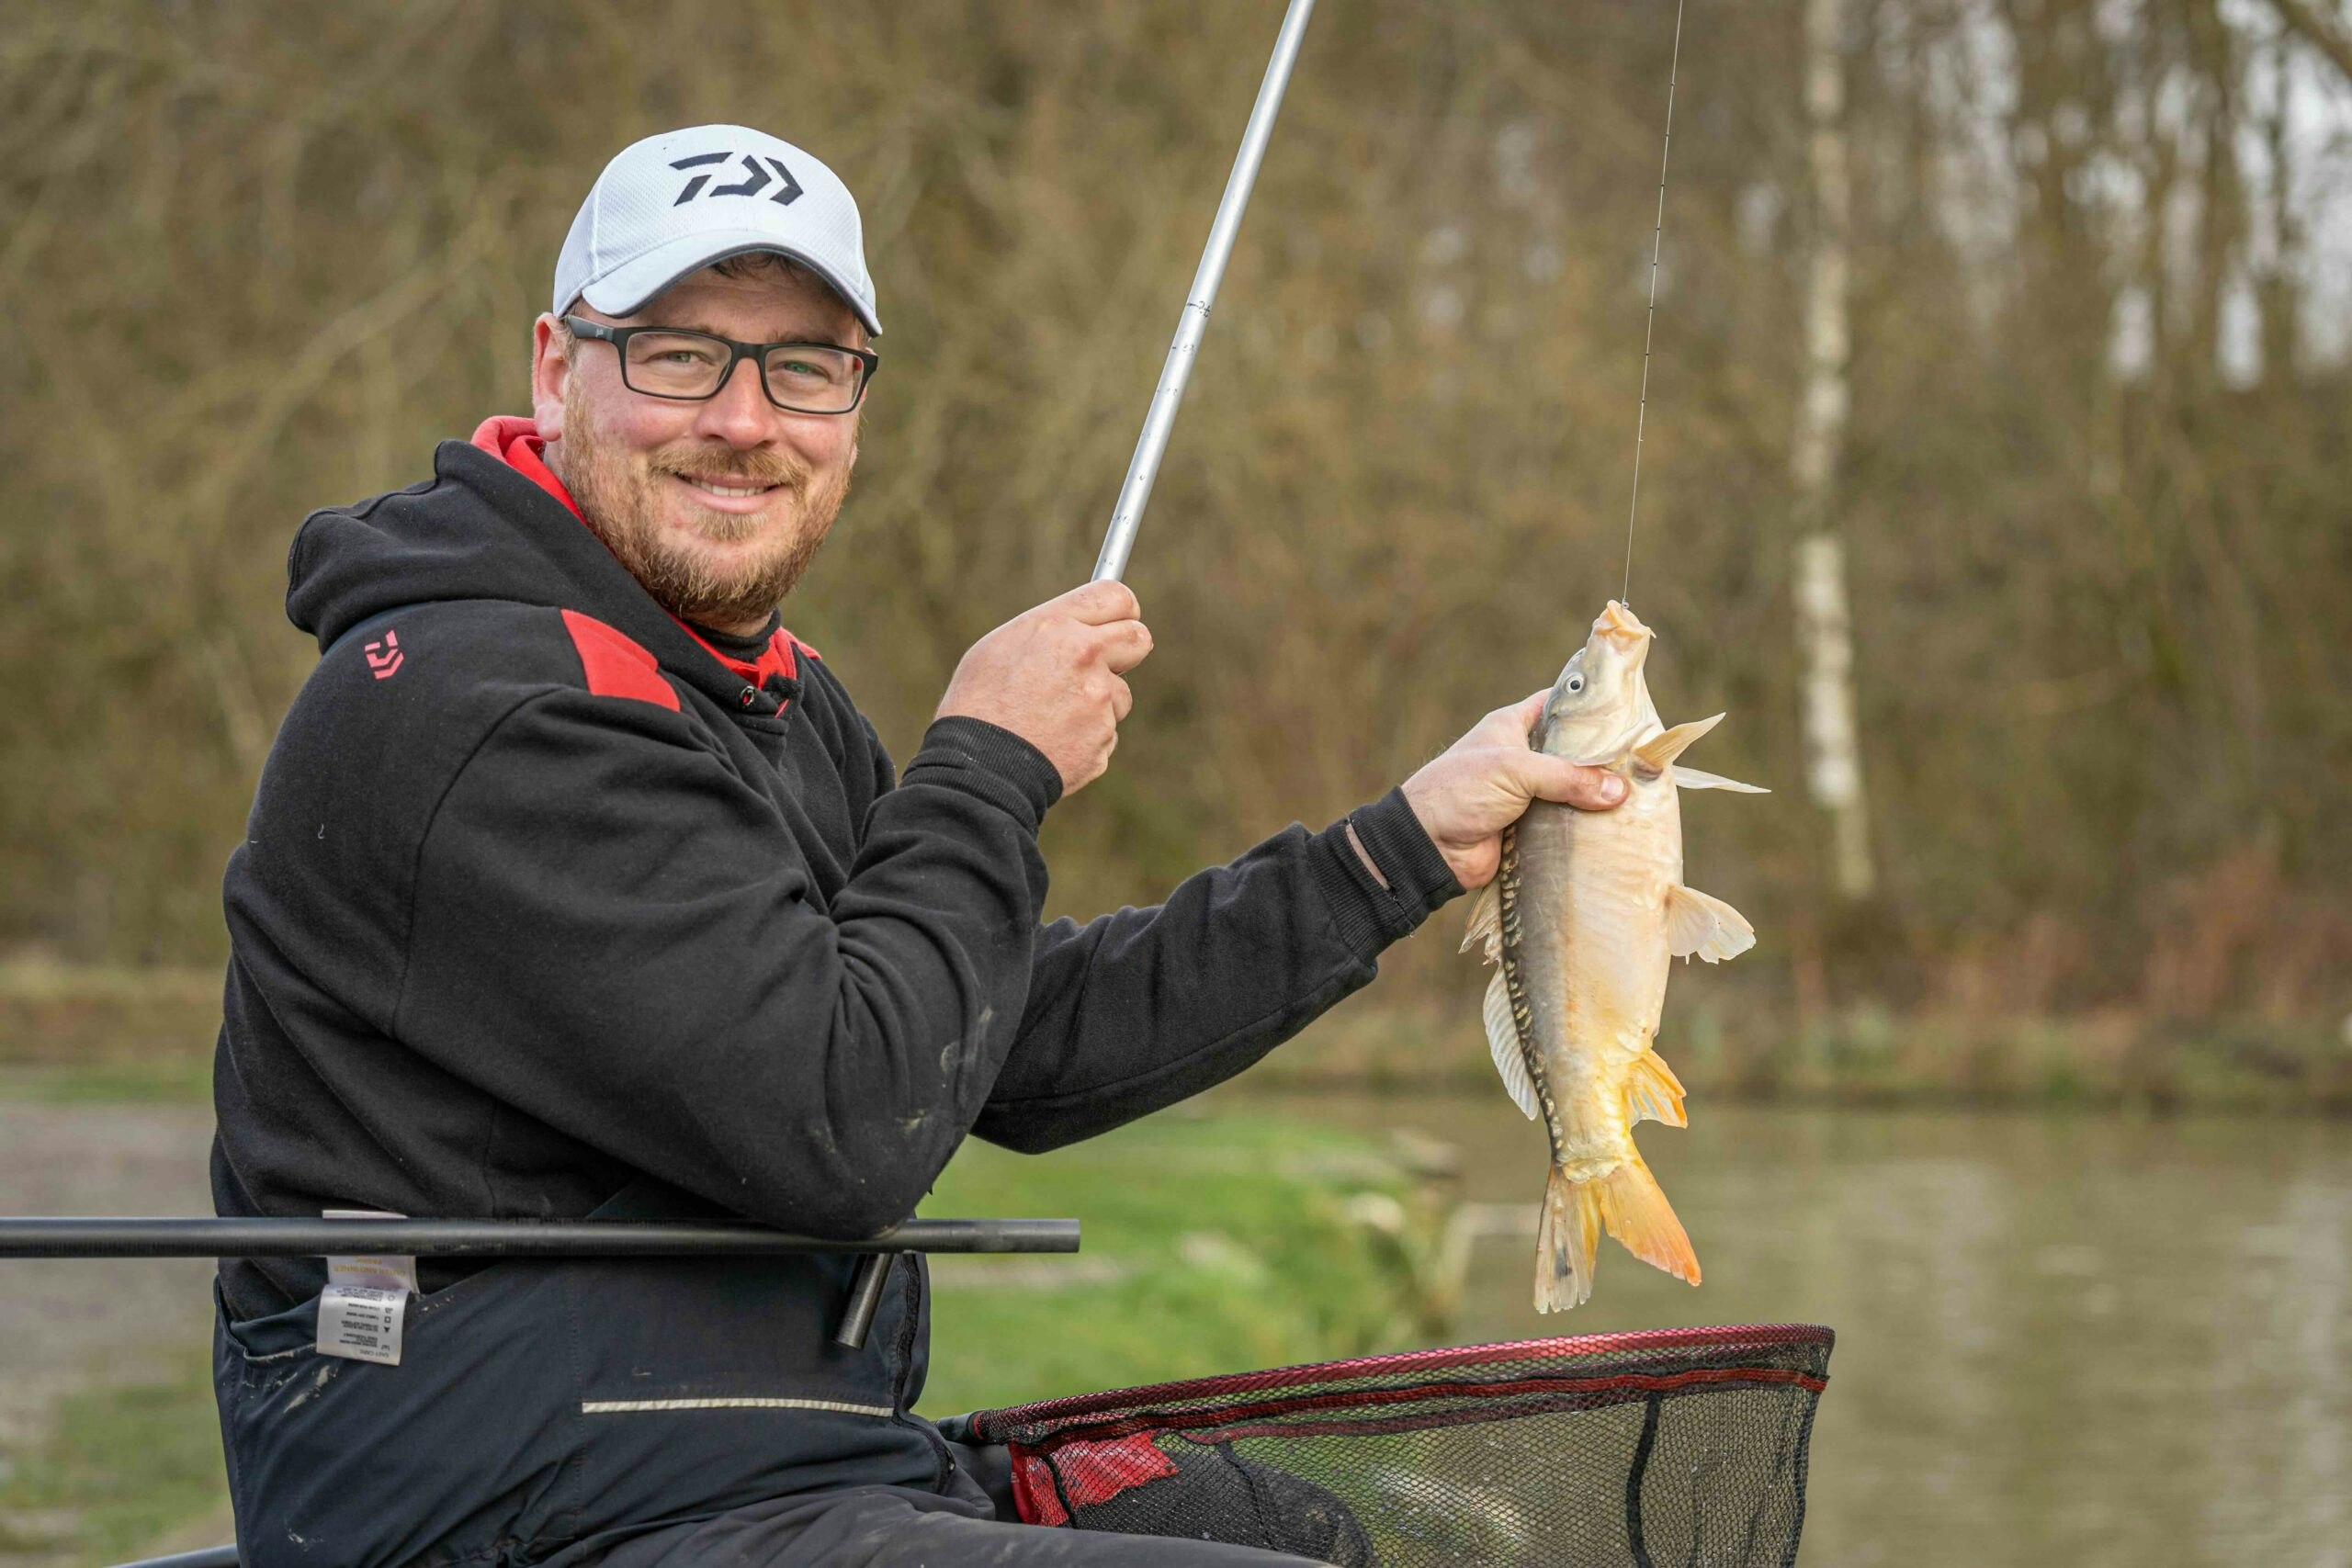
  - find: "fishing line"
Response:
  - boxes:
[1620,0,1688,609]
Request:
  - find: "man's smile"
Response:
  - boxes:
[668,472,786,513]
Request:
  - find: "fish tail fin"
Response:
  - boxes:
[1536,1156,1702,1308]
[1596,1156,1702,1286]
[1533,1164,1602,1314]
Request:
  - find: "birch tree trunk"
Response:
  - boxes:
[1792,0,1875,900]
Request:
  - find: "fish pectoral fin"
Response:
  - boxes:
[1665,883,1758,964]
[1483,971,1540,1121]
[1672,765,1770,794]
[1460,881,1502,962]
[1624,1049,1689,1128]
[1633,713,1726,777]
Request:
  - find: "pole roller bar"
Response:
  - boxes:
[1091,0,1318,584]
[0,1216,1079,1260]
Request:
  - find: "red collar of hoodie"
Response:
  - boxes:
[469,416,815,694]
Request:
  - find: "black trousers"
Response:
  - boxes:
[563,1442,1329,1567]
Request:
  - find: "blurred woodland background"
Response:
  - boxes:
[1,0,2346,1097]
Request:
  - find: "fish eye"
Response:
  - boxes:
[1566,674,1585,694]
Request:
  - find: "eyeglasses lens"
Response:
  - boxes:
[620,332,864,412]
[762,346,863,412]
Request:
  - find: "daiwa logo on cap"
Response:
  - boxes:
[669,151,804,207]
[552,123,882,336]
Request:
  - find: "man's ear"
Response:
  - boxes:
[529,313,570,441]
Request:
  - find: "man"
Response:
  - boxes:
[211,125,1626,1567]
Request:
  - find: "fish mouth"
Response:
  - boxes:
[1593,599,1655,652]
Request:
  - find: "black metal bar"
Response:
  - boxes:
[831,1252,892,1349]
[0,1216,1078,1260]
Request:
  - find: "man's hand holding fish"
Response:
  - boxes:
[1401,691,1633,889]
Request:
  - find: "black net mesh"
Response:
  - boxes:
[969,1324,1833,1567]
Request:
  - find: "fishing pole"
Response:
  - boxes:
[1091,0,1318,583]
[0,1216,1079,1259]
[1620,0,1689,610]
[0,1217,1080,1348]
[843,0,1316,1333]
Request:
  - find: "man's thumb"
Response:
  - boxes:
[1522,753,1627,809]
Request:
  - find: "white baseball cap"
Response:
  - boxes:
[553,124,881,336]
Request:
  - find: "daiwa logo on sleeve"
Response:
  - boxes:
[364,629,403,681]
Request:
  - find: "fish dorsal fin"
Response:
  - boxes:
[1460,881,1502,964]
[1483,971,1540,1121]
[1673,766,1769,794]
[1634,713,1725,776]
[1665,883,1757,964]
[1623,1050,1689,1128]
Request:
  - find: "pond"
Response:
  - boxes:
[1241,1092,2352,1568]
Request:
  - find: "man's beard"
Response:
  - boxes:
[552,379,851,629]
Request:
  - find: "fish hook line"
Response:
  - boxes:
[1621,0,1689,611]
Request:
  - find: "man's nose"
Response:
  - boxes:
[696,356,780,446]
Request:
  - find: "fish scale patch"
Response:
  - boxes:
[1495,829,1560,1155]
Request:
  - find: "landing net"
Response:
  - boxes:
[969,1323,1833,1567]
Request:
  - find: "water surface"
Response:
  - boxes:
[1240,1092,2352,1568]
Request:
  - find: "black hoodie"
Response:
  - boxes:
[213,430,1458,1323]
[209,431,1462,1562]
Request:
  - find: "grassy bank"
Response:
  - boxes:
[918,1111,1442,1416]
[0,1108,1440,1561]
[0,1357,223,1567]
[0,964,220,1108]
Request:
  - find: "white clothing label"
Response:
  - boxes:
[317,1283,407,1365]
[318,1207,415,1363]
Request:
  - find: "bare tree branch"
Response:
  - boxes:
[2267,0,2352,85]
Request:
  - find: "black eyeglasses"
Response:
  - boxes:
[561,315,878,414]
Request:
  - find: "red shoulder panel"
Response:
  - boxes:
[560,609,681,711]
